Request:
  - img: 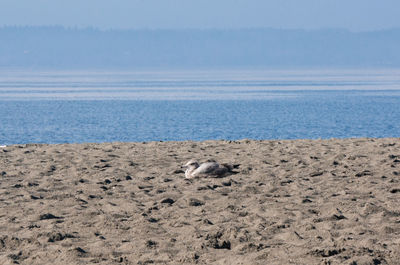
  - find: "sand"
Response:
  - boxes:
[0,138,399,264]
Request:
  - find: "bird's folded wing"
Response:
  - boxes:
[193,162,219,175]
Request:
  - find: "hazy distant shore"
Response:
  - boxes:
[2,27,400,69]
[1,138,399,264]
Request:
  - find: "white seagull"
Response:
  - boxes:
[183,159,239,179]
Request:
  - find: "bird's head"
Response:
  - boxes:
[183,160,200,169]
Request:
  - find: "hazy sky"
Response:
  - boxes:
[1,0,399,31]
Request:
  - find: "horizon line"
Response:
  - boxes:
[1,25,400,33]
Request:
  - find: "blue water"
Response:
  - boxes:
[1,70,400,144]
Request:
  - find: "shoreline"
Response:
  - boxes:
[2,136,400,146]
[1,137,399,264]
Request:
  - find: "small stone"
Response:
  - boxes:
[48,232,75,242]
[332,214,346,220]
[310,172,323,177]
[203,219,214,225]
[146,240,157,248]
[161,198,175,205]
[189,198,204,207]
[222,181,231,186]
[39,213,62,220]
[30,195,41,200]
[355,170,372,177]
[75,247,87,254]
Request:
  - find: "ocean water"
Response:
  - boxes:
[1,70,400,144]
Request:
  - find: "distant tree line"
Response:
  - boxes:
[0,26,399,69]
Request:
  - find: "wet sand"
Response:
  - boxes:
[0,138,399,264]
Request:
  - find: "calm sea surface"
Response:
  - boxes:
[1,70,400,144]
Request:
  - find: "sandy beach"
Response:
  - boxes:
[0,138,399,264]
